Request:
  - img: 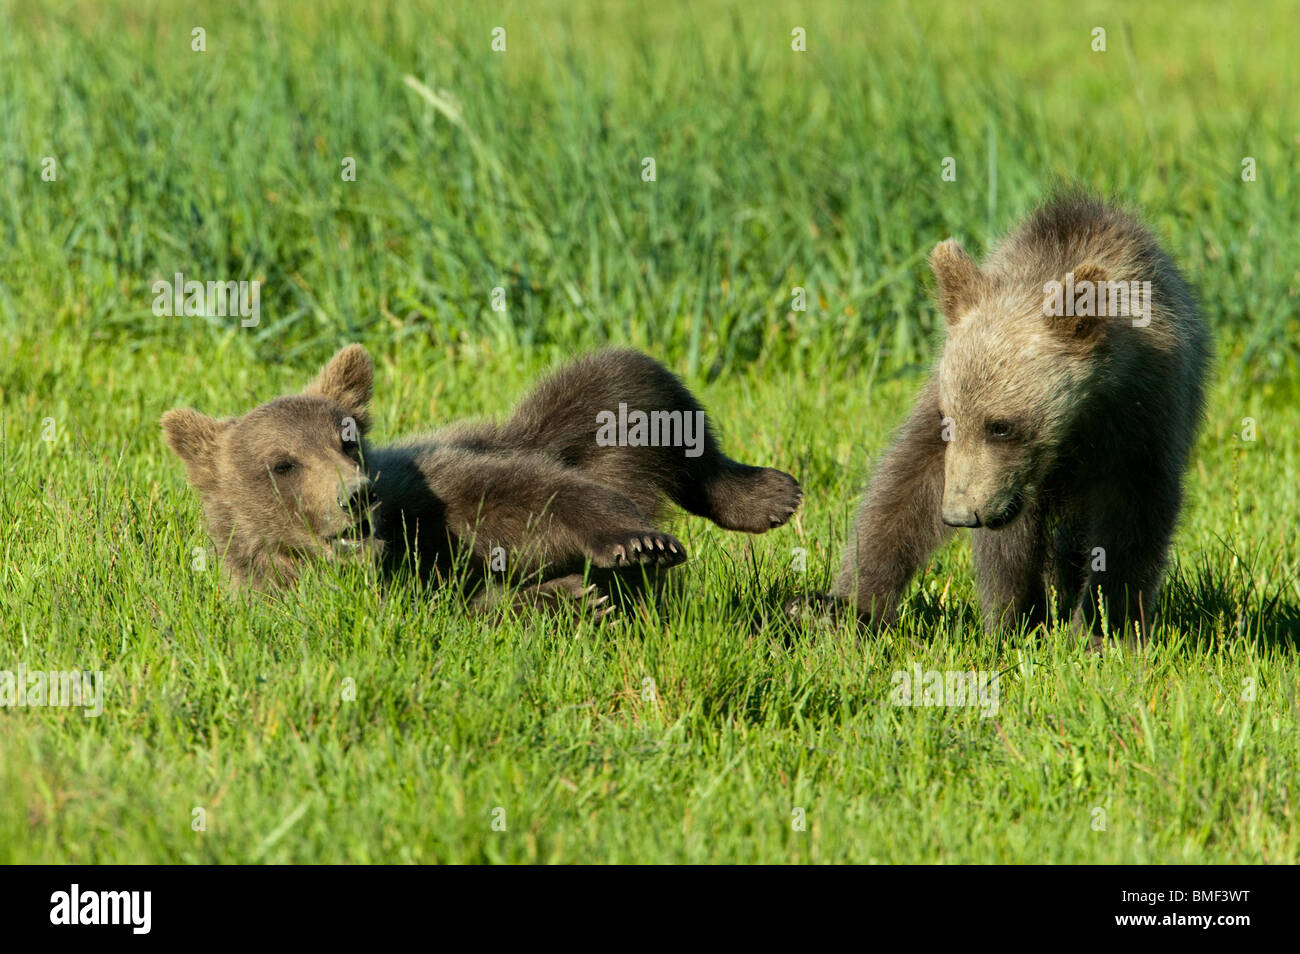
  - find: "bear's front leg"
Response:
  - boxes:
[972,498,1048,634]
[1072,471,1181,647]
[828,378,952,626]
[417,449,687,577]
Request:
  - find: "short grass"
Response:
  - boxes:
[1,0,1298,863]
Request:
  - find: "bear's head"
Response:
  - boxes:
[161,344,379,584]
[929,239,1111,530]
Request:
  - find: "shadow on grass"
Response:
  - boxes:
[1159,545,1300,650]
[769,541,1300,653]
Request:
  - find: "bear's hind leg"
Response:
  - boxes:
[472,573,618,621]
[673,458,803,534]
[498,349,802,533]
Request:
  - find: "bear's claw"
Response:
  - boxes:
[592,529,687,568]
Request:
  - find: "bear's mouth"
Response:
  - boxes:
[323,511,378,555]
[322,531,381,559]
[328,534,370,550]
[983,491,1025,530]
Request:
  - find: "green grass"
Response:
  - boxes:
[1,0,1298,863]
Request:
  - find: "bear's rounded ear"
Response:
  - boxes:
[305,344,372,428]
[161,409,232,488]
[929,239,986,324]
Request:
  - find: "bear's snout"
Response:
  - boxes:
[941,478,982,527]
[329,477,376,545]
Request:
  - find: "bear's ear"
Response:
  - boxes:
[1042,262,1109,348]
[305,344,372,429]
[161,409,232,488]
[929,239,985,324]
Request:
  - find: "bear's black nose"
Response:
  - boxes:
[941,507,981,528]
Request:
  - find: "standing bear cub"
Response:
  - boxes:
[816,191,1210,643]
[162,347,802,611]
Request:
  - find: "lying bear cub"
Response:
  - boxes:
[162,346,802,611]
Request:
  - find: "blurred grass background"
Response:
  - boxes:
[2,0,1297,382]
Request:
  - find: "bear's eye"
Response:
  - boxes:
[271,460,297,476]
[985,419,1017,441]
[342,439,360,460]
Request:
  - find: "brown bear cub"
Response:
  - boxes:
[162,347,801,611]
[813,191,1209,644]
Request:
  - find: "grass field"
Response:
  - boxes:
[1,0,1298,863]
